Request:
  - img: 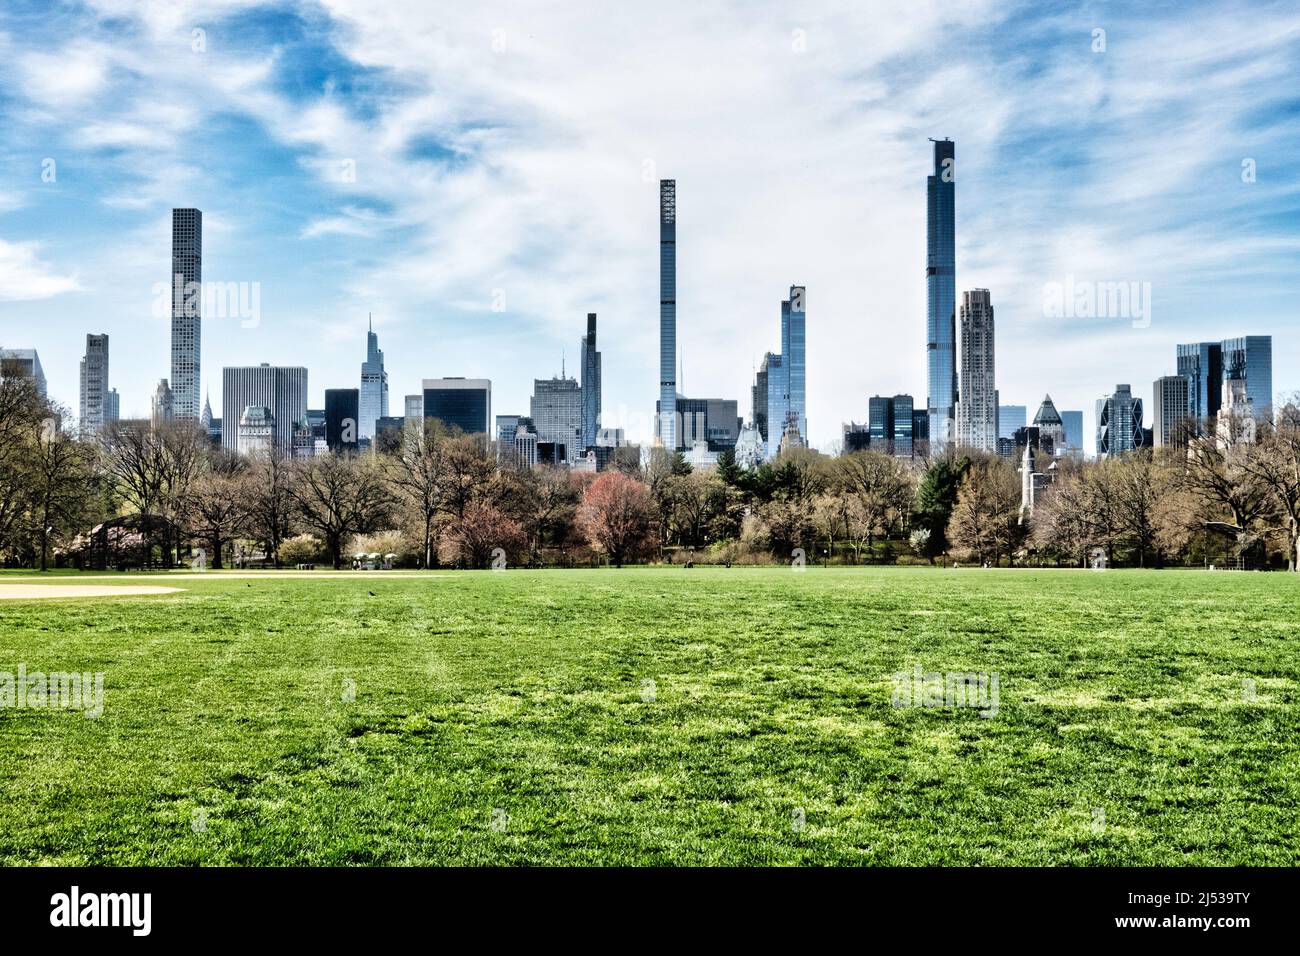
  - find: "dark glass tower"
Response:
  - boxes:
[325,388,360,453]
[171,208,202,420]
[1176,341,1222,428]
[580,313,601,449]
[658,180,677,449]
[926,139,956,449]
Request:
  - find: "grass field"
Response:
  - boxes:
[0,566,1295,866]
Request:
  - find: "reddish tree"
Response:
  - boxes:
[448,501,526,569]
[577,471,656,567]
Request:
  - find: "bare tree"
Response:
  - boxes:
[949,458,1021,565]
[28,409,95,571]
[291,454,395,569]
[243,449,297,567]
[386,420,447,568]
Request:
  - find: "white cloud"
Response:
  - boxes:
[0,240,79,300]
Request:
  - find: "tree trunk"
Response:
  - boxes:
[211,533,224,570]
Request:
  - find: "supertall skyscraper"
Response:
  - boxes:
[783,285,807,446]
[926,138,956,449]
[657,179,677,450]
[170,208,202,420]
[580,313,601,449]
[956,289,996,452]
[79,333,110,436]
[359,316,389,441]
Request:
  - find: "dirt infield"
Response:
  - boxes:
[0,584,183,600]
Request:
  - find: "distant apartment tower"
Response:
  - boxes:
[170,208,202,420]
[422,378,491,441]
[657,179,677,450]
[1153,375,1192,448]
[325,388,360,453]
[531,376,583,458]
[1096,384,1145,458]
[956,289,995,451]
[926,137,957,450]
[404,394,423,422]
[358,317,389,441]
[997,405,1027,441]
[0,349,46,398]
[79,334,110,435]
[106,388,120,423]
[221,365,308,452]
[580,313,601,450]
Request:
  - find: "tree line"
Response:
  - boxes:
[3,365,1300,571]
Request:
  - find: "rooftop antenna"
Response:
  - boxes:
[368,311,372,332]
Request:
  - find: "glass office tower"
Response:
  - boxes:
[783,285,806,445]
[1221,335,1273,420]
[359,318,389,441]
[1176,341,1222,428]
[658,180,677,449]
[926,139,956,449]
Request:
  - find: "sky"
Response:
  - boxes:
[1,0,1298,450]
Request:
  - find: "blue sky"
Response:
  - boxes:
[1,0,1298,448]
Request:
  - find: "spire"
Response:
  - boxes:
[368,312,372,333]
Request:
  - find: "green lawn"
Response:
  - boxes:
[0,566,1295,865]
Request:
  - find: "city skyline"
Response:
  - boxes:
[1,1,1299,449]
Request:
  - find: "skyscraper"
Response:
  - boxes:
[530,375,583,458]
[1220,335,1272,420]
[422,378,491,442]
[325,388,360,453]
[657,179,677,449]
[222,365,308,452]
[783,285,807,446]
[867,394,916,457]
[997,405,1027,441]
[106,389,120,424]
[1096,384,1145,458]
[1153,374,1192,448]
[764,353,786,460]
[0,349,46,398]
[1176,341,1222,428]
[753,353,775,444]
[1059,410,1084,454]
[359,317,389,441]
[79,333,110,436]
[926,138,956,449]
[580,313,601,450]
[956,289,996,451]
[170,208,202,420]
